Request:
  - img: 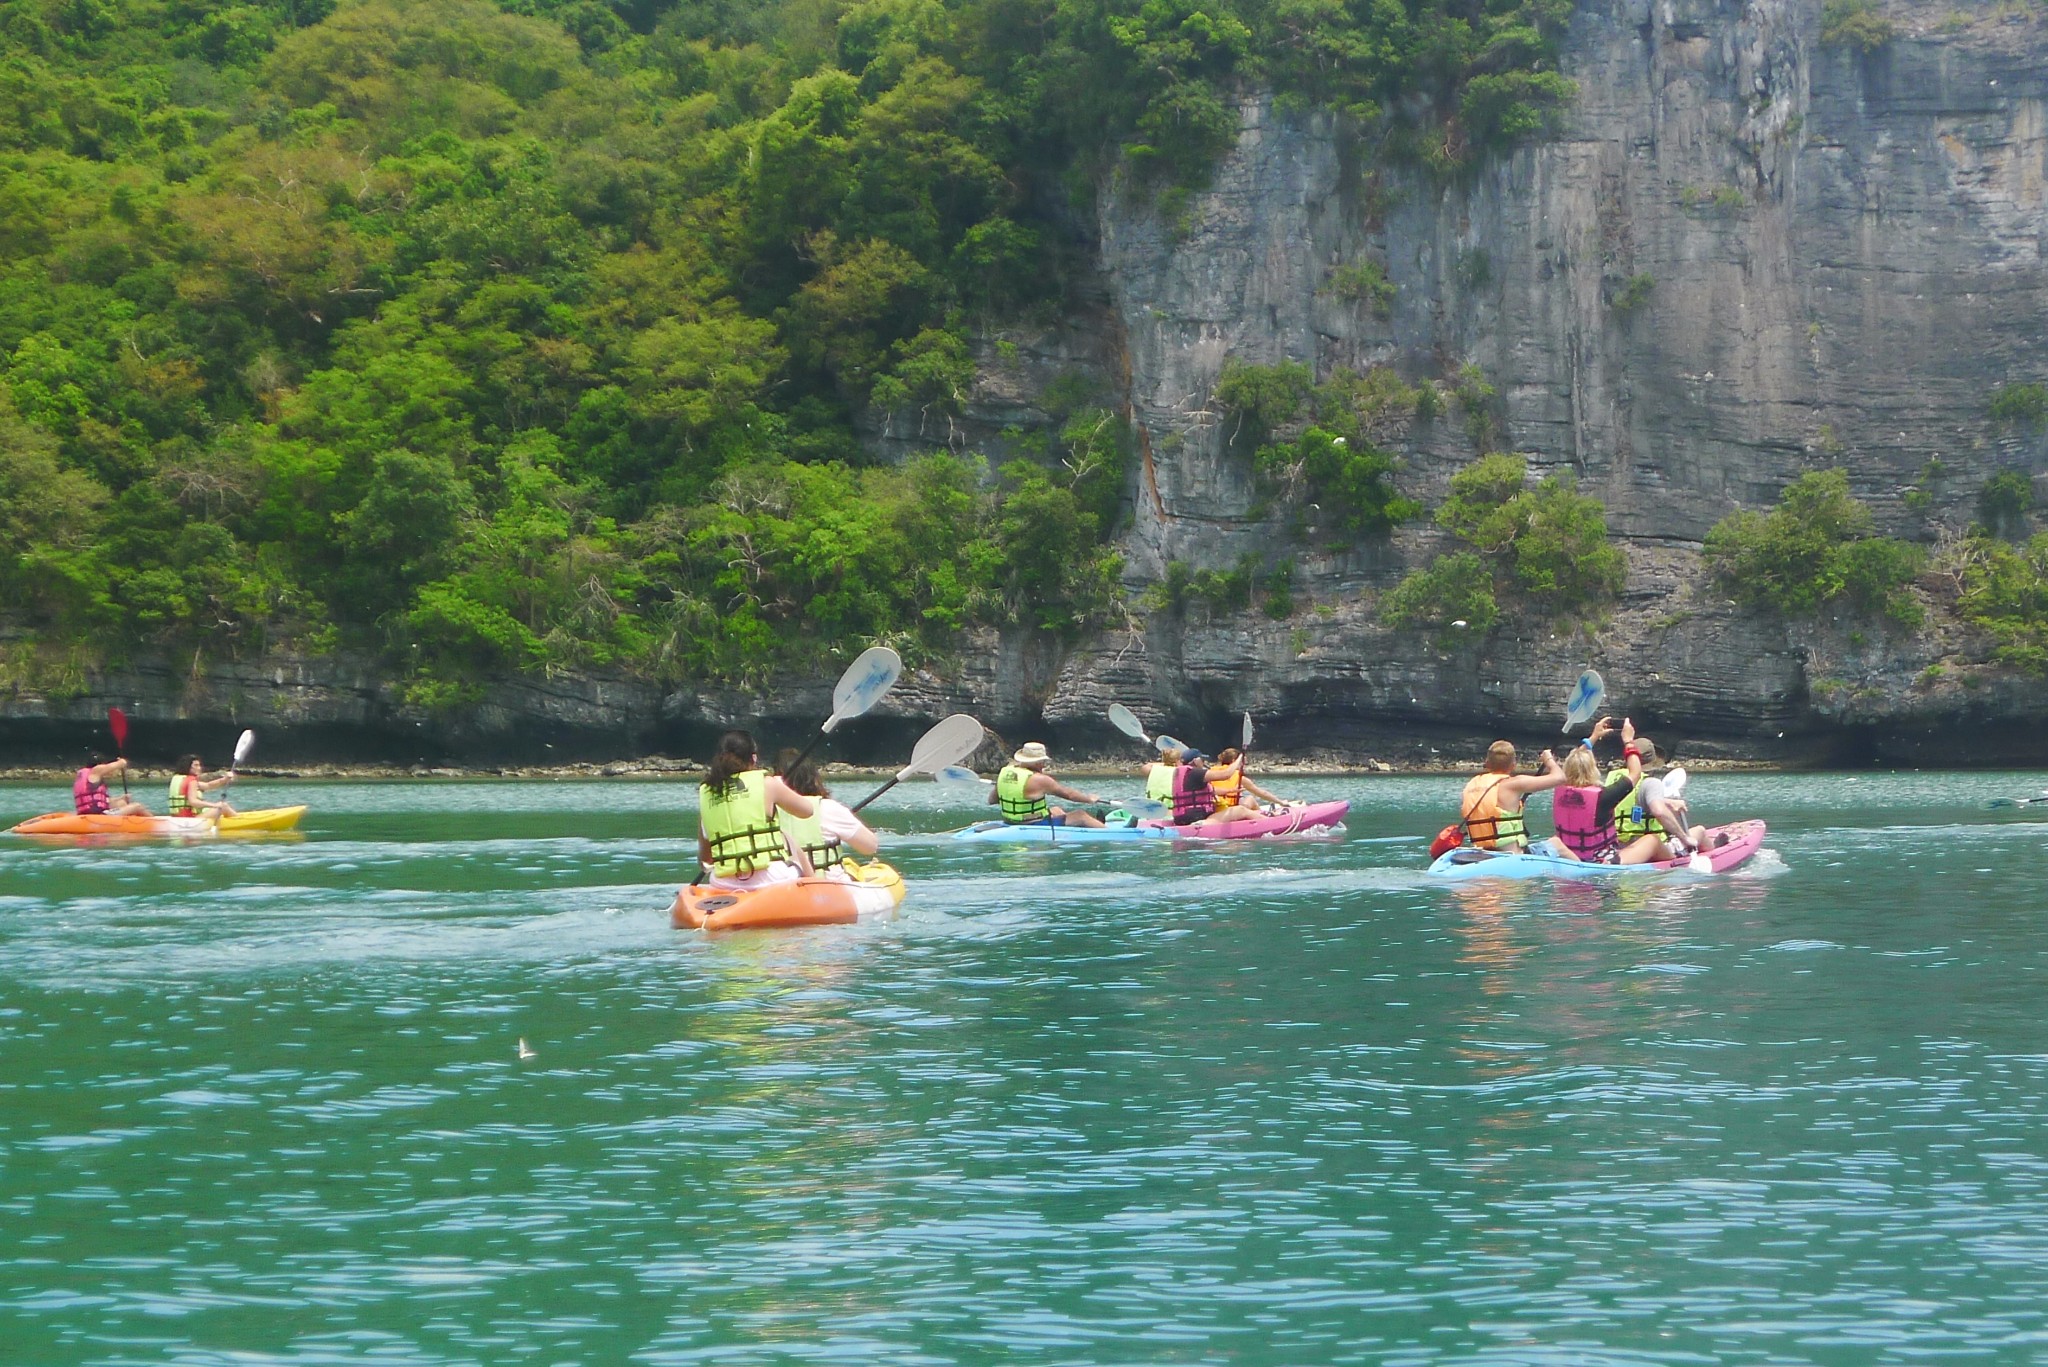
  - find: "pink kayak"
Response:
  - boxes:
[1140,799,1350,840]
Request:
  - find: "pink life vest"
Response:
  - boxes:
[74,768,110,815]
[1172,764,1215,821]
[1552,784,1618,861]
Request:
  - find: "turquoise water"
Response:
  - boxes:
[5,771,2048,1364]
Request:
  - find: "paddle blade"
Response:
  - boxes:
[1124,797,1169,818]
[1241,712,1254,750]
[108,706,128,752]
[1661,765,1688,799]
[826,646,902,729]
[935,765,981,784]
[908,713,985,775]
[1687,852,1713,874]
[1562,669,1605,732]
[232,729,257,768]
[1155,734,1186,754]
[1107,703,1150,742]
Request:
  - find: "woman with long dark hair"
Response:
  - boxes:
[693,730,818,890]
[167,753,238,824]
[774,749,881,883]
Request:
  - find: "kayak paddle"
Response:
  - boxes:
[934,765,980,785]
[229,728,256,774]
[1562,669,1605,733]
[1988,794,2048,809]
[781,645,904,774]
[1107,703,1185,754]
[107,706,130,798]
[849,713,987,813]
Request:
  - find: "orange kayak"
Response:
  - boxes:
[10,805,308,837]
[672,861,906,931]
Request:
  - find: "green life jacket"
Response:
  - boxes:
[167,772,201,817]
[1145,762,1175,802]
[996,764,1050,823]
[777,804,842,872]
[1605,766,1666,841]
[700,769,788,876]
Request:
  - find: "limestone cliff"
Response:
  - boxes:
[9,0,2048,767]
[1036,0,2048,765]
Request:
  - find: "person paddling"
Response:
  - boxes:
[74,757,149,817]
[1166,751,1242,828]
[1208,747,1286,815]
[1457,741,1561,851]
[776,750,881,883]
[694,730,819,890]
[168,754,237,823]
[990,742,1107,829]
[1546,718,1665,864]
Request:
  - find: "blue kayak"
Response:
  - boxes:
[949,819,1173,844]
[1424,820,1767,880]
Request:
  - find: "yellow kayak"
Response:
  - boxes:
[11,805,308,837]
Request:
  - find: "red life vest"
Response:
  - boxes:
[1172,764,1214,820]
[1552,784,1618,860]
[74,768,109,815]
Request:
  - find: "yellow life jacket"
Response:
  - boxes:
[700,769,788,876]
[777,804,841,872]
[1210,767,1243,810]
[1606,766,1666,841]
[996,764,1050,823]
[1145,762,1175,802]
[168,772,202,817]
[1459,772,1527,850]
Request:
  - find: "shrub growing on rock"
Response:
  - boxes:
[1704,469,1923,625]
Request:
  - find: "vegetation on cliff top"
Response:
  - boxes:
[0,0,1576,698]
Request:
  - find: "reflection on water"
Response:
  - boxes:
[5,771,2048,1362]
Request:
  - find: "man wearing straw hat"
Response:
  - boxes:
[989,742,1108,829]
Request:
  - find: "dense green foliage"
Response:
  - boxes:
[1820,0,1895,50]
[1989,383,2048,426]
[1954,534,2048,672]
[1703,470,1924,627]
[1383,452,1623,635]
[1215,360,1426,536]
[0,0,1577,690]
[1979,469,2035,542]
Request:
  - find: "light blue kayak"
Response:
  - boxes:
[949,818,1173,844]
[1424,820,1767,880]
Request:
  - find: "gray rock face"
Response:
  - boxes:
[1061,0,2048,762]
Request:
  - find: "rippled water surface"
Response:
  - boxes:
[7,770,2048,1364]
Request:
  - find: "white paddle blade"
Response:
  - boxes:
[1562,669,1605,731]
[1661,765,1688,799]
[934,765,981,784]
[1107,703,1150,742]
[1687,851,1713,874]
[1241,712,1254,750]
[1155,734,1186,754]
[908,713,986,775]
[826,646,902,729]
[232,729,257,766]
